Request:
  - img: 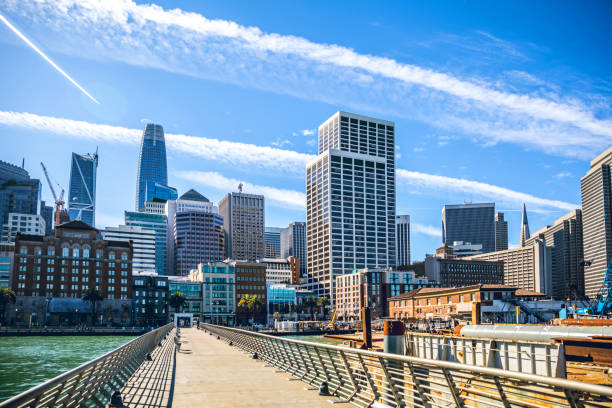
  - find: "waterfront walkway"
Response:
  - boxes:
[172,328,332,407]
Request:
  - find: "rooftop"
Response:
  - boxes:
[389,284,518,301]
[179,189,210,202]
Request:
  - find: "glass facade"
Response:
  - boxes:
[125,211,168,275]
[0,160,41,238]
[442,203,496,253]
[175,212,224,276]
[264,227,282,258]
[280,222,306,277]
[145,180,177,203]
[135,124,168,212]
[68,152,98,227]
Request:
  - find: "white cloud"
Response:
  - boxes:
[412,223,441,237]
[271,138,292,148]
[413,147,425,153]
[0,110,577,212]
[175,170,305,210]
[301,129,315,136]
[2,0,611,157]
[554,171,573,179]
[397,169,578,211]
[306,138,317,147]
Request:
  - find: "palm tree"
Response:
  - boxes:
[82,288,103,326]
[0,287,16,325]
[304,296,318,320]
[238,294,263,325]
[168,292,187,313]
[317,296,330,319]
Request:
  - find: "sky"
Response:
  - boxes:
[0,0,611,262]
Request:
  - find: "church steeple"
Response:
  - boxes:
[520,203,530,247]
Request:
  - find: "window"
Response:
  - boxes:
[96,249,103,259]
[73,247,79,258]
[109,252,116,260]
[62,247,69,257]
[83,247,90,258]
[19,247,27,255]
[121,252,128,260]
[47,247,55,256]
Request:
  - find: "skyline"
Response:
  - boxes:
[1,1,610,261]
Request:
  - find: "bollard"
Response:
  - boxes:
[229,341,233,346]
[217,335,220,340]
[158,341,163,347]
[383,320,405,355]
[252,352,258,359]
[146,353,153,361]
[109,391,124,407]
[318,381,330,396]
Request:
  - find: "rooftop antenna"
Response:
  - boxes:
[238,183,243,193]
[21,158,25,168]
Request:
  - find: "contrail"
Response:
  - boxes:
[0,13,99,104]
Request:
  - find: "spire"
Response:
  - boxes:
[520,203,530,247]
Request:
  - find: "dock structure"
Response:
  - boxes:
[172,328,331,407]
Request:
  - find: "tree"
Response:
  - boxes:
[82,288,103,326]
[238,294,263,324]
[0,287,16,325]
[304,296,318,320]
[168,292,187,313]
[317,296,330,319]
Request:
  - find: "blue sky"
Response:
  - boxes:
[1,0,610,261]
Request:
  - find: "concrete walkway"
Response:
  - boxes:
[172,328,332,407]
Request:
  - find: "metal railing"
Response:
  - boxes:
[201,323,612,408]
[0,323,173,408]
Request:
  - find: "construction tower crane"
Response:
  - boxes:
[40,162,69,227]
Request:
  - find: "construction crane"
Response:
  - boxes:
[40,162,69,227]
[560,258,612,318]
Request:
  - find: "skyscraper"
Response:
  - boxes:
[280,221,307,277]
[135,123,168,212]
[306,111,396,302]
[396,215,410,267]
[125,211,168,275]
[102,225,156,272]
[581,146,612,298]
[0,160,41,230]
[68,151,98,226]
[264,227,283,258]
[519,203,530,247]
[219,192,265,261]
[175,211,224,276]
[40,200,53,235]
[442,202,495,253]
[495,212,508,251]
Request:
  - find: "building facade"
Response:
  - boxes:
[1,213,46,243]
[306,111,396,303]
[0,243,14,288]
[132,271,169,326]
[175,211,224,276]
[335,268,434,321]
[525,209,584,300]
[12,220,133,300]
[190,261,236,325]
[102,225,156,273]
[519,203,531,247]
[396,215,410,267]
[232,261,267,324]
[68,151,98,227]
[135,123,168,212]
[424,256,504,287]
[258,258,295,284]
[495,212,508,251]
[219,192,265,261]
[0,160,41,241]
[442,203,495,253]
[264,227,282,258]
[280,221,306,278]
[581,146,612,299]
[41,201,53,236]
[470,240,552,297]
[168,276,202,322]
[125,211,168,276]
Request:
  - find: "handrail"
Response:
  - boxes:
[0,323,173,407]
[201,323,612,407]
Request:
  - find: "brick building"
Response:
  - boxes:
[233,261,267,324]
[424,256,504,287]
[12,221,133,300]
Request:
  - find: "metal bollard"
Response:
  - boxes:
[318,381,330,396]
[146,353,153,361]
[252,352,258,359]
[110,391,124,407]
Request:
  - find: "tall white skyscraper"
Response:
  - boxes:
[396,215,410,267]
[306,111,396,303]
[102,225,156,272]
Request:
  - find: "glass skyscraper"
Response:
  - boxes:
[0,160,41,229]
[264,227,283,258]
[125,211,168,275]
[442,202,495,253]
[68,151,98,227]
[280,222,307,277]
[136,123,168,212]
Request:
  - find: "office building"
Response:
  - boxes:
[442,203,495,253]
[132,271,169,326]
[125,211,168,275]
[189,261,236,325]
[102,225,156,273]
[267,283,297,322]
[68,151,98,226]
[335,268,434,321]
[424,255,504,287]
[135,123,168,212]
[307,111,396,303]
[448,241,482,258]
[40,201,53,236]
[219,192,265,261]
[168,276,202,321]
[232,261,267,324]
[495,212,508,251]
[396,215,410,267]
[0,243,14,288]
[175,211,224,276]
[0,160,41,234]
[280,222,306,278]
[144,200,166,215]
[581,146,612,299]
[520,203,530,247]
[526,210,584,300]
[470,240,552,297]
[13,220,133,299]
[145,181,177,204]
[1,213,46,243]
[264,227,282,258]
[258,258,296,284]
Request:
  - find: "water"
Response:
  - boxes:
[0,336,135,402]
[287,335,344,345]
